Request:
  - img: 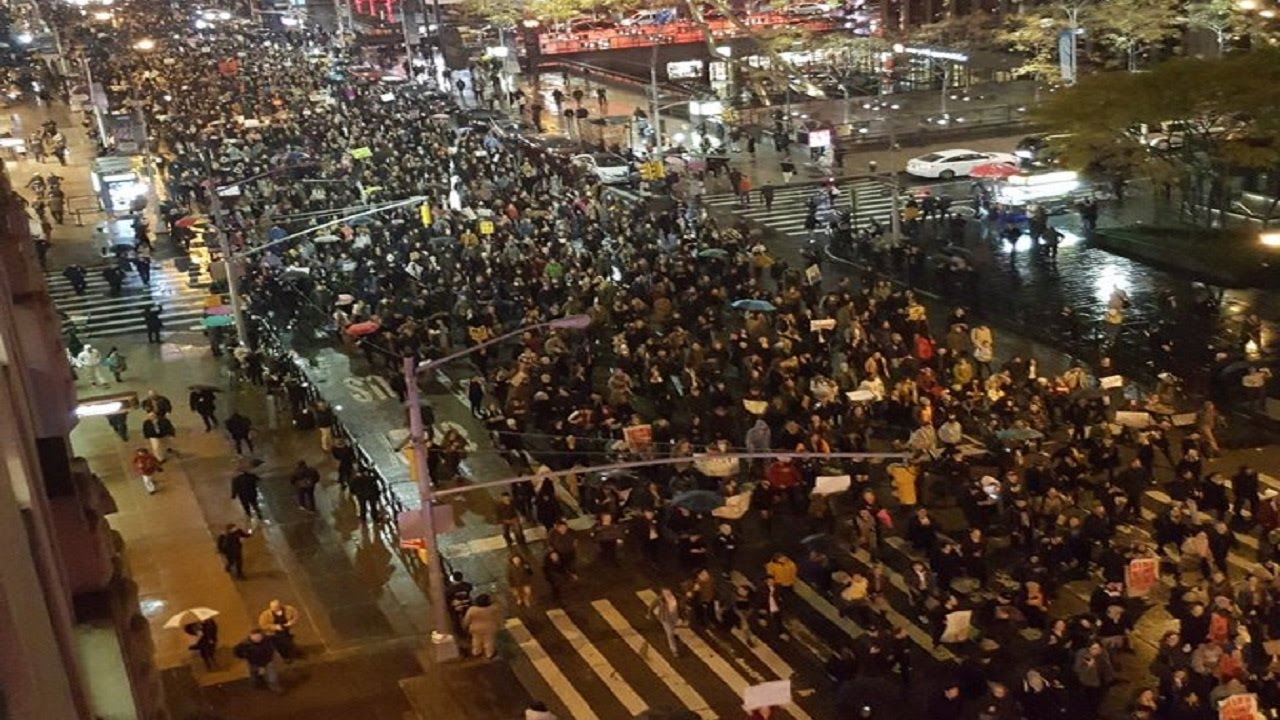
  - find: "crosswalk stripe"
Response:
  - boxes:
[846,547,957,662]
[591,599,717,720]
[545,608,649,717]
[47,261,216,337]
[505,617,599,720]
[637,589,754,702]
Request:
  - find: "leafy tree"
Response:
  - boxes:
[1089,0,1181,70]
[1035,51,1280,226]
[1184,0,1241,56]
[910,13,1003,51]
[997,0,1091,82]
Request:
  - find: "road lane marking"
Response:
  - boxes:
[505,617,598,720]
[546,608,648,717]
[591,599,716,719]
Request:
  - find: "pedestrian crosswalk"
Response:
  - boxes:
[45,259,216,338]
[702,179,900,241]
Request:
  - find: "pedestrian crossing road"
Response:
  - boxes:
[46,259,216,338]
[703,179,899,242]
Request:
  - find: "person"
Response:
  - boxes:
[780,158,795,184]
[754,576,789,641]
[257,600,300,660]
[760,183,776,212]
[184,618,219,670]
[1073,641,1114,716]
[332,438,356,491]
[446,571,474,629]
[234,628,283,692]
[76,344,107,385]
[217,523,252,579]
[496,492,525,546]
[141,411,176,458]
[649,586,684,657]
[142,303,164,343]
[349,467,381,522]
[290,460,320,512]
[543,549,571,604]
[231,468,265,521]
[106,404,130,441]
[462,594,503,659]
[927,684,963,720]
[103,346,127,382]
[314,401,336,452]
[189,386,219,431]
[507,553,535,609]
[549,520,578,578]
[467,376,485,416]
[591,512,623,565]
[132,447,162,494]
[225,411,254,455]
[714,523,740,578]
[62,264,87,295]
[142,389,173,418]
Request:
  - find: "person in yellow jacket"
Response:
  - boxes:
[765,553,798,591]
[889,462,919,507]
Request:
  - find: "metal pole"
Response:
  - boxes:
[403,356,459,661]
[649,44,660,150]
[888,122,902,241]
[207,181,251,349]
[401,0,415,79]
[940,62,949,115]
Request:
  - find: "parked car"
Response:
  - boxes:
[1015,133,1072,166]
[572,152,636,184]
[568,17,617,32]
[785,2,835,16]
[621,8,677,25]
[905,149,1020,179]
[1132,120,1232,151]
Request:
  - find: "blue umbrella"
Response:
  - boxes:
[267,226,287,242]
[201,315,234,328]
[731,299,777,312]
[671,490,725,514]
[348,216,375,227]
[327,71,345,82]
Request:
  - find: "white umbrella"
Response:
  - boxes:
[163,607,220,629]
[312,234,340,244]
[335,293,355,305]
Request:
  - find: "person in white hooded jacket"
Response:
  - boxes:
[76,344,108,386]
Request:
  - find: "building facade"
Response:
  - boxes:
[0,164,159,717]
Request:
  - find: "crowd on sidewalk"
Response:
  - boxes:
[38,0,1280,717]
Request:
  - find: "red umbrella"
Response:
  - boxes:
[969,162,1021,179]
[175,215,208,229]
[344,321,381,337]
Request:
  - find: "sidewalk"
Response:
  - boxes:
[2,98,107,267]
[71,335,527,719]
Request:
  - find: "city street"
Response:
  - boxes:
[21,1,1280,719]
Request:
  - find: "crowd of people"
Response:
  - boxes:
[36,0,1280,717]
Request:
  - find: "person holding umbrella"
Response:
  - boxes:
[164,608,220,670]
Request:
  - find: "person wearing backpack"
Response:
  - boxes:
[216,523,252,579]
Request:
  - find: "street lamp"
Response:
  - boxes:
[403,314,592,661]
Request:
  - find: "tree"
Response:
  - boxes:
[997,0,1092,82]
[1089,0,1181,70]
[910,13,1003,52]
[1184,0,1241,56]
[1035,51,1280,226]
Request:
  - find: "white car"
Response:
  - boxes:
[621,8,674,25]
[573,152,634,184]
[905,149,1020,179]
[785,2,834,16]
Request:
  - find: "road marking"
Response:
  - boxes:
[846,546,956,662]
[546,608,648,717]
[731,572,833,665]
[591,599,716,719]
[440,516,594,558]
[505,617,598,720]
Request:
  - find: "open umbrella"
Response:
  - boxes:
[267,226,288,242]
[969,162,1021,179]
[201,315,234,328]
[312,234,341,244]
[731,299,777,312]
[697,248,729,259]
[345,320,381,337]
[163,607,220,629]
[335,293,355,305]
[175,215,208,229]
[205,305,233,316]
[694,455,740,477]
[671,489,725,514]
[347,216,376,227]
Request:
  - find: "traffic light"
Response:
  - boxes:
[640,160,664,182]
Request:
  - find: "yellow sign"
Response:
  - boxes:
[478,220,494,235]
[419,204,432,227]
[349,147,372,159]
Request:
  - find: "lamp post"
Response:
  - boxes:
[404,313,593,661]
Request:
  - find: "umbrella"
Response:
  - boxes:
[671,490,725,514]
[344,320,381,337]
[175,215,208,229]
[586,469,640,488]
[996,427,1044,442]
[801,532,831,547]
[272,150,311,164]
[267,226,288,241]
[335,293,355,305]
[163,607,219,629]
[694,455,741,477]
[731,299,777,312]
[968,162,1020,179]
[697,248,729,259]
[347,216,375,227]
[201,315,234,328]
[327,71,346,81]
[312,234,341,244]
[205,305,233,316]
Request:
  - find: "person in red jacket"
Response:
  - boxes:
[132,448,163,494]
